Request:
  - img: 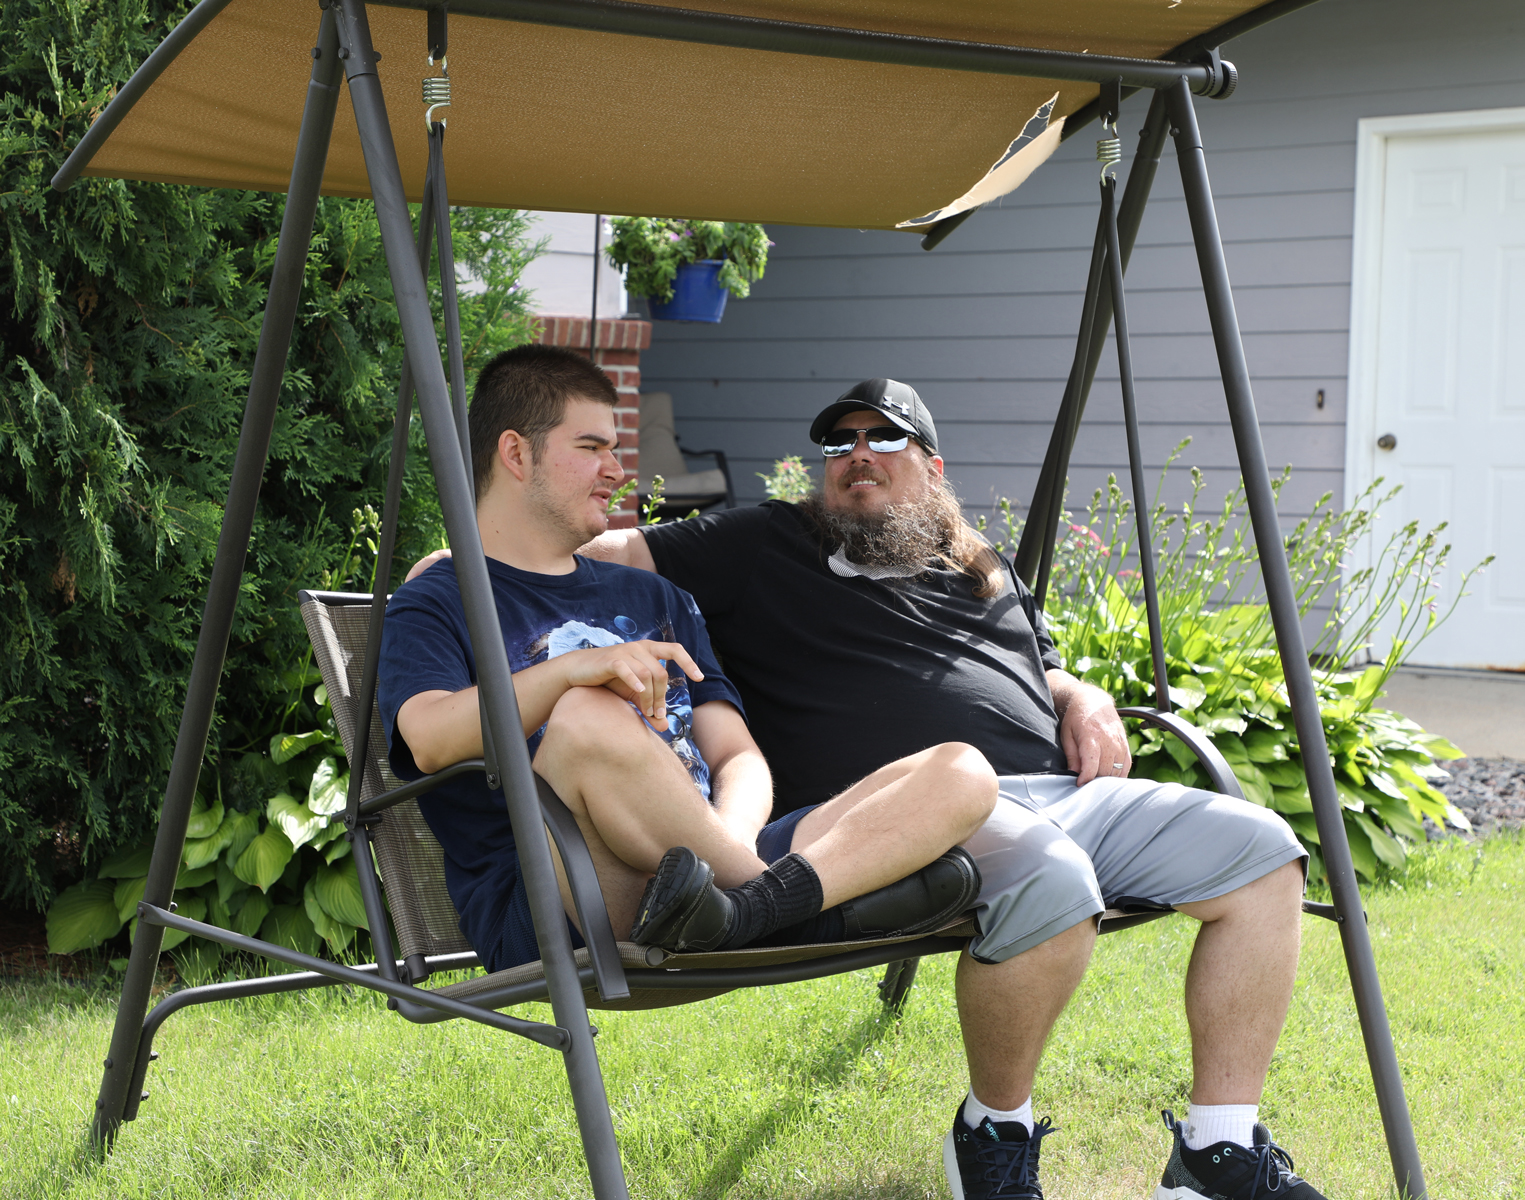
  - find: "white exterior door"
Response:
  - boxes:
[1349,110,1525,670]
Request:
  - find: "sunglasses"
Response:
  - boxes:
[820,425,914,457]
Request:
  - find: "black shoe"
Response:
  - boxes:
[1155,1109,1328,1199]
[629,847,734,952]
[841,847,982,939]
[943,1101,1055,1199]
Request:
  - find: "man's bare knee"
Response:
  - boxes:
[922,741,999,831]
[539,687,649,764]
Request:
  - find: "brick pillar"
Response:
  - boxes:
[532,316,652,529]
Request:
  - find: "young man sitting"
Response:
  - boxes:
[377,345,995,974]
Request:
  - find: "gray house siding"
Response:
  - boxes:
[639,0,1525,540]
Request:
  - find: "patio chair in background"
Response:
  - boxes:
[637,391,735,515]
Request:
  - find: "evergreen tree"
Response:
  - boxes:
[1,0,539,908]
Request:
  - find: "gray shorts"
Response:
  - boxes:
[962,773,1307,964]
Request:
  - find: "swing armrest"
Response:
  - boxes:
[537,777,631,1002]
[1117,706,1244,800]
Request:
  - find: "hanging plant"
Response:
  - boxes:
[604,217,771,302]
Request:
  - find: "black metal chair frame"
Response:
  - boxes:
[52,3,1428,1198]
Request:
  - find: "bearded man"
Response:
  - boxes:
[410,378,1326,1200]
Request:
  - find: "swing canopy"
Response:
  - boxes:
[73,0,1290,229]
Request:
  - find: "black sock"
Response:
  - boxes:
[761,904,846,947]
[719,853,824,948]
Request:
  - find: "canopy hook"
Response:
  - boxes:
[423,61,450,129]
[1097,117,1121,183]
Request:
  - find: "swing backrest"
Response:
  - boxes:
[298,590,473,961]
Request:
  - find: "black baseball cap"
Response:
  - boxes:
[809,378,939,454]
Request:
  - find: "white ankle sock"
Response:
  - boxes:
[962,1090,1034,1135]
[1184,1103,1258,1150]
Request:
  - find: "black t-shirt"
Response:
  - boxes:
[643,501,1066,813]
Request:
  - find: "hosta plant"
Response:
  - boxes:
[981,443,1486,882]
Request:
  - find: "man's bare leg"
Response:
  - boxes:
[1175,859,1303,1104]
[790,742,997,908]
[955,917,1096,1110]
[534,687,767,933]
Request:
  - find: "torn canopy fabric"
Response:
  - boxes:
[77,0,1272,229]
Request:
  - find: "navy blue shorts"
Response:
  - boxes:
[755,803,821,864]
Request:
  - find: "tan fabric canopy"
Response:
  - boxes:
[80,0,1269,229]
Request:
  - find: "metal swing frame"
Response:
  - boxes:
[51,2,1428,1196]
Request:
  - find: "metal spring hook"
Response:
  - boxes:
[423,60,450,129]
[1097,118,1121,182]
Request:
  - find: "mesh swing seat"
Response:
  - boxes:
[298,588,980,1018]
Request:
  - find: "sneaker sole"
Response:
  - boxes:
[942,1130,967,1200]
[1153,1187,1213,1200]
[629,848,709,946]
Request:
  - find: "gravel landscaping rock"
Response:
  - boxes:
[1432,757,1525,840]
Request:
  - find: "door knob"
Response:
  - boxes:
[1377,433,1397,450]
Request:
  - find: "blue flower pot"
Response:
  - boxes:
[648,260,729,323]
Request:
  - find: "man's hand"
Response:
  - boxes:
[406,548,452,582]
[1046,669,1132,786]
[560,640,703,727]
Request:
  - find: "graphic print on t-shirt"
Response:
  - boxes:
[527,614,709,799]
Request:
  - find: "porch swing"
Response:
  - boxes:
[51,3,1429,1198]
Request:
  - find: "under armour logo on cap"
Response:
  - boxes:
[808,378,939,454]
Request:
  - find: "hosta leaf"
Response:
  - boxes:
[1376,798,1425,842]
[1167,674,1206,711]
[1284,812,1319,847]
[1342,815,1379,880]
[1416,732,1465,760]
[47,880,124,954]
[1163,734,1201,772]
[310,818,347,850]
[175,863,216,890]
[1445,803,1473,833]
[1366,770,1408,802]
[221,809,261,863]
[1260,760,1305,788]
[1243,727,1290,763]
[1353,811,1406,870]
[270,729,330,765]
[205,888,232,931]
[233,825,295,892]
[1231,762,1272,808]
[1270,783,1313,814]
[98,843,154,879]
[307,757,349,816]
[185,795,224,840]
[232,892,272,937]
[267,793,325,849]
[261,904,322,957]
[114,877,148,925]
[323,838,353,864]
[1199,710,1248,735]
[304,878,357,954]
[183,808,238,871]
[1212,732,1249,763]
[1351,665,1387,706]
[1334,782,1370,813]
[216,859,249,906]
[313,859,368,929]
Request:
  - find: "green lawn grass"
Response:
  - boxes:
[4,834,1521,1199]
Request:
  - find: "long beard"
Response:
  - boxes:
[801,482,965,570]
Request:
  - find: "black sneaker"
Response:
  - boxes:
[1155,1109,1328,1199]
[943,1101,1055,1199]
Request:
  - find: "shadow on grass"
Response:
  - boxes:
[693,1001,910,1200]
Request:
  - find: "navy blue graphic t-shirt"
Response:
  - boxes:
[377,555,743,971]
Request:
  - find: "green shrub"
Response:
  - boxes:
[4,0,540,915]
[980,444,1487,882]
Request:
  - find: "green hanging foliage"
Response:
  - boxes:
[2,0,541,910]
